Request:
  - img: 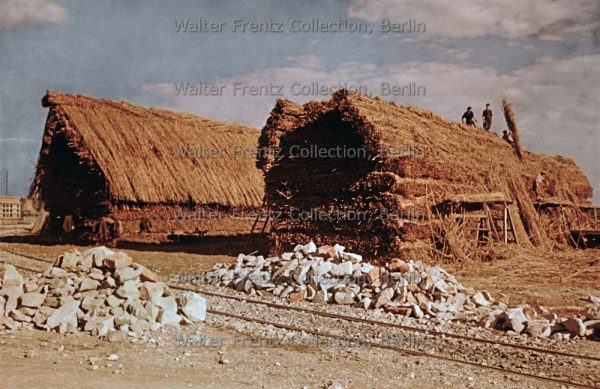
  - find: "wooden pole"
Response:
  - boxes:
[503,205,508,244]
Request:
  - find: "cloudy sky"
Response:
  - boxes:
[0,0,599,201]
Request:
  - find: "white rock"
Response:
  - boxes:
[411,304,424,318]
[375,288,395,308]
[83,246,115,268]
[2,286,23,314]
[115,267,143,283]
[527,320,551,338]
[96,316,116,337]
[587,296,600,304]
[360,264,374,273]
[354,297,372,309]
[106,295,123,308]
[446,293,466,313]
[318,278,338,291]
[331,261,353,276]
[315,261,333,278]
[280,286,294,299]
[302,241,317,255]
[155,296,178,314]
[159,310,181,327]
[506,308,529,333]
[46,301,80,330]
[472,292,489,307]
[180,292,206,322]
[140,282,164,303]
[334,291,355,304]
[332,244,345,258]
[79,278,100,292]
[58,252,80,270]
[116,280,140,300]
[3,264,23,287]
[342,252,362,263]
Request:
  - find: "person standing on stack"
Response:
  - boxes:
[461,106,477,127]
[482,103,493,131]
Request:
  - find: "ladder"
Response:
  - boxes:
[243,195,271,253]
[489,203,517,244]
[475,215,492,247]
[457,204,518,246]
[455,212,491,247]
[249,195,270,235]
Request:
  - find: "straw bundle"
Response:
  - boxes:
[258,90,594,262]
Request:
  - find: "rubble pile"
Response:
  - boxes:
[206,242,600,340]
[0,247,206,340]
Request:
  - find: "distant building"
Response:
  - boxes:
[0,196,22,220]
[20,197,42,216]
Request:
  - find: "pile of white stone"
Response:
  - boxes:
[205,242,600,340]
[0,247,206,341]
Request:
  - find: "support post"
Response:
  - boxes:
[503,205,508,244]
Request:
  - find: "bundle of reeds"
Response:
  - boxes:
[501,96,524,160]
[259,90,594,262]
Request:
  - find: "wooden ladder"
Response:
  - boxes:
[502,205,518,244]
[242,195,270,253]
[485,203,518,244]
[249,195,270,236]
[475,215,492,247]
[458,212,492,247]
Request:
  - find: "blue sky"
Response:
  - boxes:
[0,0,599,200]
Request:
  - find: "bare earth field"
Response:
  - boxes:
[2,241,597,314]
[0,320,555,389]
[1,240,599,388]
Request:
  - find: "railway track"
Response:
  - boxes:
[1,247,599,388]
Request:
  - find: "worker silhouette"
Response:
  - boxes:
[482,103,493,130]
[462,106,477,127]
[502,130,513,144]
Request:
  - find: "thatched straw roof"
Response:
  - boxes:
[34,91,264,208]
[259,90,593,204]
[258,90,594,254]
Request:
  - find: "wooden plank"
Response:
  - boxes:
[507,207,518,244]
[570,229,600,236]
[504,206,508,244]
[484,203,500,241]
[445,192,511,204]
[452,213,487,219]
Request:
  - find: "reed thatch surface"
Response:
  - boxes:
[260,91,592,201]
[258,90,594,260]
[35,91,264,208]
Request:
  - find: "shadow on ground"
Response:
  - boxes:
[0,233,270,257]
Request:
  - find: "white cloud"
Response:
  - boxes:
[142,54,600,200]
[285,54,321,69]
[348,0,600,41]
[0,0,69,31]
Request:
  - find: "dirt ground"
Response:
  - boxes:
[1,241,597,315]
[0,319,556,389]
[0,240,599,388]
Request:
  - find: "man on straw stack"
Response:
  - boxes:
[482,103,493,130]
[461,106,477,127]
